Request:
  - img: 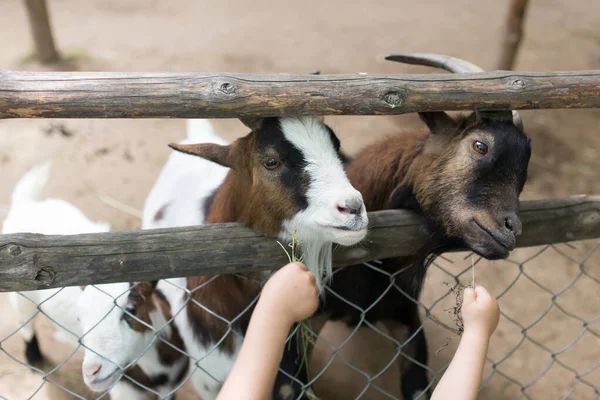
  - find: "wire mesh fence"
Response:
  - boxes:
[0,238,599,400]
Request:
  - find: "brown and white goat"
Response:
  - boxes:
[161,116,369,400]
[77,281,189,399]
[305,54,532,400]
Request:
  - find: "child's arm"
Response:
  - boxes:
[431,286,500,400]
[217,262,319,400]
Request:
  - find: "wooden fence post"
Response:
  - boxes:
[497,0,530,70]
[23,0,61,64]
[2,70,600,119]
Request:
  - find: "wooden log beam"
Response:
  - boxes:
[1,70,600,119]
[0,196,598,292]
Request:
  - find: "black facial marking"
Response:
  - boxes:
[256,118,310,210]
[324,125,342,153]
[122,289,141,326]
[465,122,530,210]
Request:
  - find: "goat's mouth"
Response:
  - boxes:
[324,224,365,232]
[469,218,514,259]
[85,368,121,392]
[319,223,368,236]
[318,223,368,246]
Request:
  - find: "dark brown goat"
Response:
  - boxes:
[304,54,532,400]
[165,116,369,400]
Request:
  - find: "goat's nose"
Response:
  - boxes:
[83,363,102,379]
[503,213,522,236]
[337,197,364,216]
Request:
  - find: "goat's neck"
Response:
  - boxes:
[130,295,188,385]
[346,130,427,212]
[204,173,246,224]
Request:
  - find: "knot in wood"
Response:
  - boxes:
[7,245,21,256]
[512,79,526,88]
[382,91,403,107]
[35,267,55,286]
[219,82,237,95]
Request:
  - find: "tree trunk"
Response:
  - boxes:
[497,0,530,70]
[23,0,60,64]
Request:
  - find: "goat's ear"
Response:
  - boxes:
[168,142,233,168]
[135,281,154,298]
[418,112,456,135]
[239,117,264,131]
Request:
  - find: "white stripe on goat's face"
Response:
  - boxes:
[77,282,167,393]
[169,116,368,289]
[277,117,368,246]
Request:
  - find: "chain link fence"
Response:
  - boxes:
[1,238,599,400]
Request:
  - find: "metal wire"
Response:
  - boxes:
[0,239,598,399]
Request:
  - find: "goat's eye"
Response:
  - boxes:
[124,304,137,315]
[263,159,280,170]
[472,141,488,155]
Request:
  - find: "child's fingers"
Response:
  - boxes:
[474,286,492,300]
[294,262,308,271]
[462,287,477,305]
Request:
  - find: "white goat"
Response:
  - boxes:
[77,281,188,400]
[142,116,369,400]
[4,162,110,364]
[141,119,234,398]
[4,163,187,399]
[70,119,226,399]
[142,119,229,230]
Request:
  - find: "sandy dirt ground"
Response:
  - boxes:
[0,0,599,399]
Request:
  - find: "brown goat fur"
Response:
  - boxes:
[168,116,368,400]
[308,110,531,400]
[348,111,530,258]
[121,282,189,394]
[185,274,263,355]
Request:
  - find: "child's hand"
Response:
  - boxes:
[461,286,500,338]
[260,262,319,324]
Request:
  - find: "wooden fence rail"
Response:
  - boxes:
[1,70,600,119]
[0,195,598,292]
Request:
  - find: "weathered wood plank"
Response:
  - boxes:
[0,196,598,292]
[1,70,600,119]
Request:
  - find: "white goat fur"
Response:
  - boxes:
[4,163,186,399]
[4,162,110,348]
[142,119,229,230]
[142,117,368,399]
[142,119,236,398]
[77,282,188,400]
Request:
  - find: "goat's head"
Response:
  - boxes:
[169,116,368,287]
[387,53,531,259]
[77,282,167,392]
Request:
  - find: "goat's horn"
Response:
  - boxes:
[512,110,523,131]
[385,53,484,73]
[385,53,523,129]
